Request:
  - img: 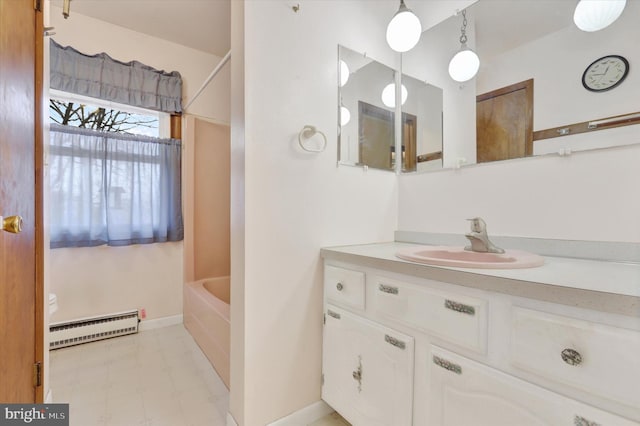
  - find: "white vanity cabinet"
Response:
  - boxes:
[322,304,414,426]
[320,260,640,426]
[429,346,638,426]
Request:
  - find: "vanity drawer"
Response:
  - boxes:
[511,307,640,410]
[371,276,487,353]
[324,265,365,310]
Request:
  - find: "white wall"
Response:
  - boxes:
[232,1,400,424]
[48,7,230,323]
[398,143,640,243]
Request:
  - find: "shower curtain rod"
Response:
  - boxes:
[183,49,232,111]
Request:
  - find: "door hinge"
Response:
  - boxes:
[34,0,42,12]
[321,373,324,386]
[323,313,326,325]
[33,362,42,387]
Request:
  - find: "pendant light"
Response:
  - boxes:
[340,106,351,126]
[386,0,422,53]
[448,9,480,83]
[381,82,408,108]
[574,0,626,32]
[339,60,350,87]
[340,96,351,126]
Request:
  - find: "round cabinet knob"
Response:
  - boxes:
[561,348,582,366]
[336,282,344,291]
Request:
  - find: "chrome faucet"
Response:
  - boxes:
[464,217,505,254]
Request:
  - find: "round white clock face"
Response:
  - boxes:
[582,55,629,92]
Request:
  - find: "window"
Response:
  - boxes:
[48,91,183,248]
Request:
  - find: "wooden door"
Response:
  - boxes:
[0,0,44,403]
[322,305,414,426]
[476,79,533,163]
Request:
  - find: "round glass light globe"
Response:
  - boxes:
[340,106,351,126]
[574,0,626,32]
[386,10,422,53]
[339,60,350,87]
[448,49,480,82]
[381,83,408,108]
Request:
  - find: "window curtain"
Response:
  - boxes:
[49,39,182,113]
[49,124,183,248]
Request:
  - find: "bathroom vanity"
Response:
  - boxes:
[320,242,640,426]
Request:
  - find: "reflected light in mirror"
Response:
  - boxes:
[574,0,626,32]
[339,60,350,87]
[386,0,422,52]
[340,106,351,126]
[448,48,480,82]
[381,83,408,108]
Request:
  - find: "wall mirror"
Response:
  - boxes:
[402,0,640,171]
[338,45,397,171]
[338,45,444,173]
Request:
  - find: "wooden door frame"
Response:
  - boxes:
[35,2,45,404]
[477,79,534,157]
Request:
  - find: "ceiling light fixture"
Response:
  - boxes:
[381,83,408,108]
[340,105,351,126]
[386,0,422,53]
[339,60,350,87]
[573,0,626,32]
[448,9,480,83]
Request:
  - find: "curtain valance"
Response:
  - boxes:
[50,39,182,113]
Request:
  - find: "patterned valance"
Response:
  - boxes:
[50,39,182,113]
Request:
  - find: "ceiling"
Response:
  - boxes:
[50,0,575,63]
[50,0,231,57]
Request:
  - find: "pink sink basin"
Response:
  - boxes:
[395,245,545,269]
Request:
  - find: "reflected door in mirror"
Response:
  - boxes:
[476,79,533,163]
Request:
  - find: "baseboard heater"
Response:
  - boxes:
[50,310,139,349]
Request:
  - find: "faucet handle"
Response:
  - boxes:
[466,217,486,233]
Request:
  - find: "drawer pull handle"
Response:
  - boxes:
[574,415,600,426]
[352,356,362,392]
[433,355,462,374]
[561,348,582,366]
[379,284,399,295]
[444,299,476,315]
[327,309,341,320]
[384,334,406,350]
[336,282,344,291]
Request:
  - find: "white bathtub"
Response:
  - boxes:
[184,276,230,389]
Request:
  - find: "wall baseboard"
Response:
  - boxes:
[138,314,183,332]
[267,400,334,426]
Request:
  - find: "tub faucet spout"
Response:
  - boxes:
[464,217,505,254]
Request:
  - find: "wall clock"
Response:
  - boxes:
[582,55,629,92]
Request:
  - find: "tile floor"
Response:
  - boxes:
[308,412,351,426]
[50,324,228,426]
[50,324,349,426]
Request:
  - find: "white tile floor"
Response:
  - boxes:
[308,412,351,426]
[50,324,229,426]
[50,324,348,426]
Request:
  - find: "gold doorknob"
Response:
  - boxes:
[2,215,23,233]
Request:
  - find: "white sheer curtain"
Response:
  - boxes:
[49,124,183,248]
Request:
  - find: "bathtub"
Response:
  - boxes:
[184,276,230,389]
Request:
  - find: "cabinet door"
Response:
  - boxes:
[322,305,414,426]
[429,346,639,426]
